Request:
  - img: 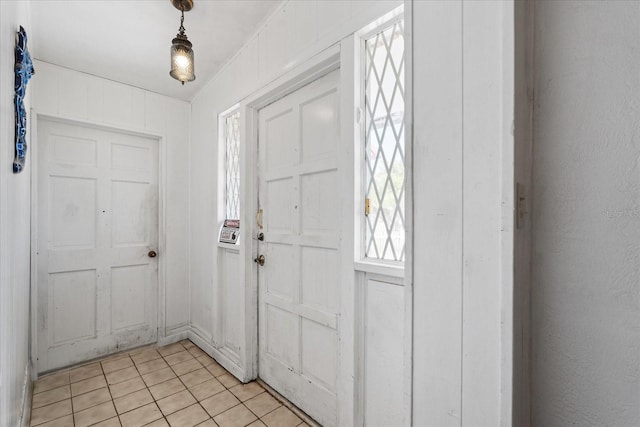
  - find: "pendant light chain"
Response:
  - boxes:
[179,8,185,35]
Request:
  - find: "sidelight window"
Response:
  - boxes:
[363,19,405,262]
[222,109,240,220]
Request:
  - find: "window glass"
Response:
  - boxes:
[364,20,405,262]
[224,110,240,220]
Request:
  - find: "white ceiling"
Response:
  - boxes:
[30,0,282,101]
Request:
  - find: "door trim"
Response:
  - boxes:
[29,112,168,378]
[239,43,355,426]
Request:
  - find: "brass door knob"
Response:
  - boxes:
[254,254,265,266]
[148,250,157,258]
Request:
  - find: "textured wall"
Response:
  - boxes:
[0,2,33,426]
[532,2,640,426]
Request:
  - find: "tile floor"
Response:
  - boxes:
[30,340,315,427]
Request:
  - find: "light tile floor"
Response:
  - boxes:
[30,340,315,427]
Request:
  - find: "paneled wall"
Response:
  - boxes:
[0,3,33,426]
[360,277,404,426]
[31,61,191,336]
[410,1,515,425]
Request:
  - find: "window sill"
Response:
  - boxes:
[354,260,404,279]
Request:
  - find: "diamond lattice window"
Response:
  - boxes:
[224,110,240,220]
[364,20,405,262]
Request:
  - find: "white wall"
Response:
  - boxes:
[410,1,515,425]
[532,2,640,426]
[0,2,33,426]
[31,61,191,337]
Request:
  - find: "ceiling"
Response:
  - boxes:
[30,0,283,101]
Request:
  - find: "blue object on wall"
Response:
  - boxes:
[13,26,34,174]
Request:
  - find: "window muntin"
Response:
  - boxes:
[224,110,240,220]
[364,19,405,262]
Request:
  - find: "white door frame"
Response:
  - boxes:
[239,42,356,426]
[29,111,168,378]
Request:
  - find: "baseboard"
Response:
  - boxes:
[165,322,190,336]
[20,363,32,427]
[158,327,190,347]
[188,329,251,383]
[190,324,212,343]
[158,326,250,383]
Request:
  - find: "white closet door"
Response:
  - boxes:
[37,119,159,373]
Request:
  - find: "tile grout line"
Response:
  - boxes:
[164,342,246,425]
[138,341,220,426]
[125,349,161,426]
[102,358,117,427]
[97,355,116,427]
[159,342,238,426]
[257,380,319,427]
[125,346,187,426]
[174,344,254,426]
[75,358,117,426]
[70,367,75,426]
[160,342,207,423]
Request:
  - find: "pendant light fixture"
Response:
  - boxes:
[170,0,195,85]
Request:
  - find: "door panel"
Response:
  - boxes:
[110,264,148,331]
[37,119,159,373]
[50,270,97,345]
[50,176,97,248]
[112,181,150,245]
[258,69,340,427]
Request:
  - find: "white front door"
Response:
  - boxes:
[36,119,159,373]
[257,69,341,427]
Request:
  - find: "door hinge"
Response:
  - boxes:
[365,198,370,216]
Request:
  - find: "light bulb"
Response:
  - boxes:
[175,52,190,68]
